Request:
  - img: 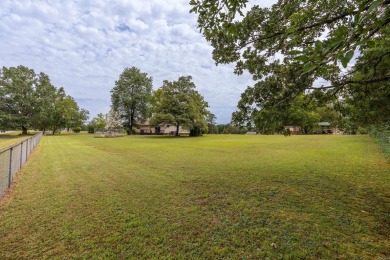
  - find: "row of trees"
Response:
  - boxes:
[191,0,389,134]
[232,93,360,135]
[0,65,89,134]
[110,67,211,136]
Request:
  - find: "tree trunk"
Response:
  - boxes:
[128,115,133,135]
[176,124,179,136]
[22,126,28,135]
[127,112,134,135]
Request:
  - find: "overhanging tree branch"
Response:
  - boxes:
[308,75,390,90]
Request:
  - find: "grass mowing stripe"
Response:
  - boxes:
[0,134,389,258]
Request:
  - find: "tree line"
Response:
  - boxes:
[0,65,89,134]
[90,67,211,136]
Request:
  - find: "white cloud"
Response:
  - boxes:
[0,0,276,123]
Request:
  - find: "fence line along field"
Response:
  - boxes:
[0,132,43,198]
[0,134,389,258]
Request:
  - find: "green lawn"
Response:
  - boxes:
[0,134,389,258]
[0,132,28,150]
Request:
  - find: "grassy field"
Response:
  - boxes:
[0,134,389,258]
[0,132,29,150]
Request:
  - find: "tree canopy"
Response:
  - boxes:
[341,26,390,126]
[0,65,88,134]
[191,0,390,128]
[111,67,153,134]
[0,66,36,134]
[150,76,210,136]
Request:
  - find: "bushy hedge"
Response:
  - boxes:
[73,127,81,133]
[357,127,368,135]
[87,125,95,133]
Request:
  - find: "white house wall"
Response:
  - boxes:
[134,124,189,134]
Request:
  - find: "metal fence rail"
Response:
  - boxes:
[0,132,43,198]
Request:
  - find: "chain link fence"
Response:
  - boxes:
[369,125,390,156]
[0,132,43,198]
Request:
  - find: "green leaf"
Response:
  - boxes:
[345,50,354,62]
[302,63,317,74]
[352,12,360,27]
[374,18,384,28]
[295,55,308,62]
[340,57,348,68]
[286,50,302,56]
[340,50,355,67]
[367,40,376,48]
[315,41,323,52]
[334,26,348,37]
[369,0,384,12]
[330,39,344,48]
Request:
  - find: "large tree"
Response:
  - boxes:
[191,0,390,118]
[0,65,36,134]
[49,88,88,134]
[111,67,153,134]
[31,72,58,132]
[233,93,331,134]
[150,76,209,136]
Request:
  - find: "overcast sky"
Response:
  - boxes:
[0,0,276,123]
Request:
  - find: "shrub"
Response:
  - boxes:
[357,127,368,135]
[87,124,95,133]
[73,127,81,133]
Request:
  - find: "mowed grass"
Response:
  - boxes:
[0,132,28,150]
[0,134,389,258]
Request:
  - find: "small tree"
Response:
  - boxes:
[207,113,218,134]
[88,113,107,132]
[106,109,122,129]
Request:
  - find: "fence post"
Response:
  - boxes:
[8,147,13,188]
[26,139,28,159]
[20,141,23,168]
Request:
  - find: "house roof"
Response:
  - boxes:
[318,122,331,126]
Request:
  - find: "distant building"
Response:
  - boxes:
[317,122,344,135]
[284,123,344,135]
[134,120,190,135]
[245,131,258,135]
[332,128,344,135]
[284,126,300,135]
[318,122,331,127]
